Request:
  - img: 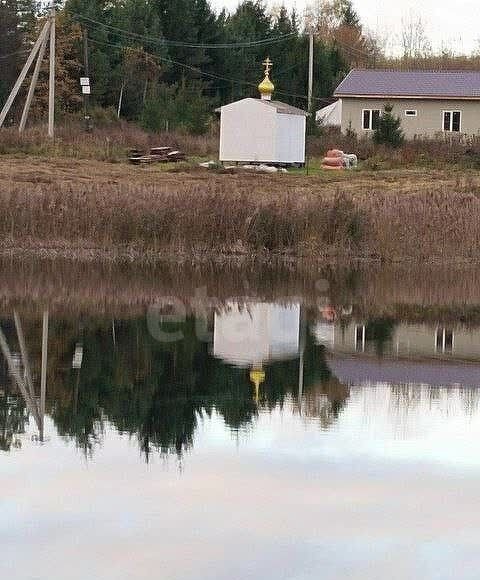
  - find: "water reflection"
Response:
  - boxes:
[0,291,479,461]
[0,306,338,457]
[3,262,480,580]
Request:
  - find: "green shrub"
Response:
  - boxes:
[373,104,404,148]
[141,81,213,135]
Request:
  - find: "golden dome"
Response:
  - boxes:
[258,74,274,99]
[258,57,274,100]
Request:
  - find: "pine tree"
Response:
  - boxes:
[373,104,405,147]
[0,1,22,105]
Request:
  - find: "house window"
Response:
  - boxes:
[435,328,454,354]
[405,110,417,117]
[443,111,461,132]
[362,109,381,130]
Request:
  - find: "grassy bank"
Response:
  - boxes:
[3,121,480,171]
[1,156,480,262]
[0,122,218,160]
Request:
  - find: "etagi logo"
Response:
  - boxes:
[146,280,331,343]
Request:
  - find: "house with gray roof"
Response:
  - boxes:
[334,69,480,139]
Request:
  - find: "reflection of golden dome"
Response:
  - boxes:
[250,367,265,402]
[258,74,274,99]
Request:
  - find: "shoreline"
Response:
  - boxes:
[2,245,480,266]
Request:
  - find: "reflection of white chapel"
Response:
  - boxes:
[213,302,300,367]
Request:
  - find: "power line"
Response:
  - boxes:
[86,36,332,104]
[0,49,30,60]
[75,12,373,60]
[72,13,296,49]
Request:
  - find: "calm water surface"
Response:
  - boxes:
[1,261,480,580]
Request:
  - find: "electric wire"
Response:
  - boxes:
[86,35,333,104]
[72,13,296,49]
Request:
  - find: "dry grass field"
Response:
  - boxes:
[1,154,480,262]
[2,153,478,193]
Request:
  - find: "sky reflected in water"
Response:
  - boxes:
[1,262,480,579]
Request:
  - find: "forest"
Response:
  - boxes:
[0,0,378,134]
[3,0,480,136]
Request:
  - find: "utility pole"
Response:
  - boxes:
[19,22,50,132]
[48,5,56,138]
[82,27,91,129]
[308,31,314,113]
[0,19,51,129]
[1,4,56,135]
[117,82,124,118]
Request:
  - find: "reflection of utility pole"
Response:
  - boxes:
[13,310,34,397]
[40,310,49,441]
[298,307,307,413]
[0,324,41,431]
[72,342,83,415]
[0,311,51,441]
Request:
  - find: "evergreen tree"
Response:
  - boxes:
[373,104,405,147]
[339,0,360,27]
[0,1,22,105]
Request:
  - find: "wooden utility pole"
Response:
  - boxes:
[19,21,50,132]
[0,5,56,136]
[82,27,91,125]
[117,82,124,118]
[48,6,56,138]
[308,31,314,113]
[0,19,51,128]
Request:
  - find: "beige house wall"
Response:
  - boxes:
[340,97,480,139]
[325,321,480,362]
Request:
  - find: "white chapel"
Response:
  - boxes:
[217,58,308,166]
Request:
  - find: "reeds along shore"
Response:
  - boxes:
[0,259,480,327]
[1,175,480,261]
[4,122,480,168]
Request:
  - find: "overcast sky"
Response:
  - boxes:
[210,0,480,55]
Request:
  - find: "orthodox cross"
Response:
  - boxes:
[262,57,273,75]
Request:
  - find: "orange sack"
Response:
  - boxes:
[322,157,344,167]
[322,164,344,170]
[326,149,344,158]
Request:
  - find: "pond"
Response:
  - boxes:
[1,259,480,580]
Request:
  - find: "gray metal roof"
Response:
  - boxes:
[328,355,480,388]
[216,98,308,116]
[334,69,480,99]
[263,100,309,116]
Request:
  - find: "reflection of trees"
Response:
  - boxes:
[0,314,348,459]
[365,317,397,356]
[390,384,480,417]
[300,378,351,429]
